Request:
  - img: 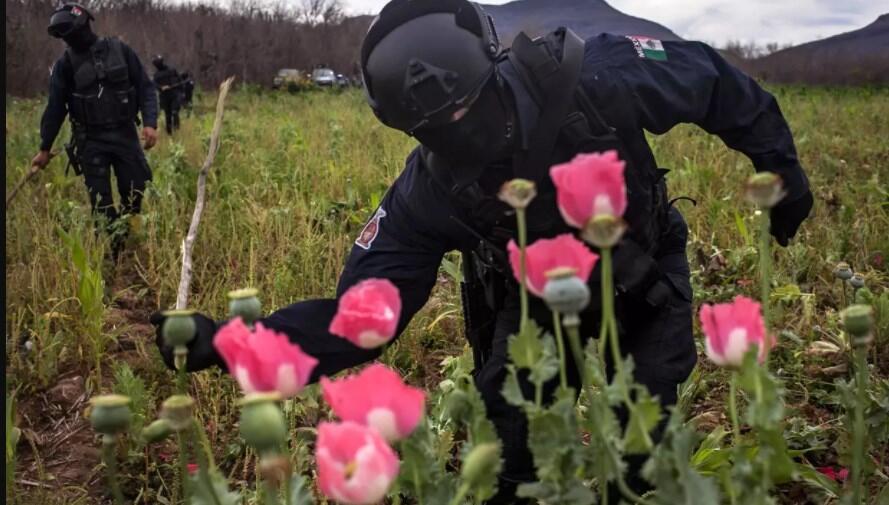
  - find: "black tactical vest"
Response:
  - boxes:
[425,29,670,269]
[66,37,138,128]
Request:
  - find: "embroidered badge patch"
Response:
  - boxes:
[355,208,386,250]
[626,36,668,61]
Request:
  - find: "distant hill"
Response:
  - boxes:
[480,0,682,42]
[745,14,889,85]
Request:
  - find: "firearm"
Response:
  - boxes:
[64,131,85,177]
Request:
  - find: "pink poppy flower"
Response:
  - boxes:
[507,234,599,297]
[214,318,318,398]
[330,279,402,349]
[699,296,770,367]
[816,466,849,482]
[316,421,400,505]
[187,463,199,476]
[321,364,426,441]
[549,150,628,228]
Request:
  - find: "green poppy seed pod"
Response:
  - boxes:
[833,262,853,281]
[744,172,786,208]
[581,214,627,249]
[543,268,591,315]
[461,443,501,488]
[239,392,286,454]
[160,395,195,432]
[444,389,471,422]
[142,419,174,444]
[854,286,875,306]
[162,310,197,348]
[89,395,132,436]
[848,273,865,290]
[841,305,874,346]
[228,288,262,325]
[497,179,537,210]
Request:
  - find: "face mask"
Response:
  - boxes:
[62,26,96,52]
[413,76,516,166]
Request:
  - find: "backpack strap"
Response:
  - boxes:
[509,27,586,181]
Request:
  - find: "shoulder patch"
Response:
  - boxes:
[355,207,387,250]
[625,35,667,61]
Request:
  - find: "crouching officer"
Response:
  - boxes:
[32,2,158,255]
[152,55,183,134]
[179,71,196,112]
[152,0,814,501]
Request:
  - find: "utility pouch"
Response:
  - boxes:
[612,237,670,309]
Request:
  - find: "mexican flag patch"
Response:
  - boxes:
[626,36,668,61]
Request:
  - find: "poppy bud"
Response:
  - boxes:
[162,310,196,348]
[160,395,195,432]
[239,393,286,454]
[744,172,786,208]
[90,395,132,436]
[142,419,173,443]
[444,389,471,422]
[461,443,501,488]
[543,267,590,315]
[833,262,853,281]
[259,455,293,488]
[497,179,537,210]
[228,288,262,326]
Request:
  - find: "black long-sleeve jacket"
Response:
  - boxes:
[39,39,158,151]
[205,35,811,380]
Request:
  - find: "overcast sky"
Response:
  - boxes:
[342,0,885,46]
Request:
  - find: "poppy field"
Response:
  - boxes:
[5,85,889,504]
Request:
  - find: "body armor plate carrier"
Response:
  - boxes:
[66,37,137,129]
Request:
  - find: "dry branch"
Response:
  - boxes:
[175,76,236,310]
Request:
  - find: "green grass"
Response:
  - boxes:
[5,85,889,503]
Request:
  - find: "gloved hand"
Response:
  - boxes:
[150,311,226,372]
[770,190,814,247]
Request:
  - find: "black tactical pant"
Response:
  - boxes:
[475,208,698,503]
[80,132,152,253]
[159,91,181,134]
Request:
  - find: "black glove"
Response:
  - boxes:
[770,190,814,247]
[150,311,226,373]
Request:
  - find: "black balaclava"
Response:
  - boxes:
[62,24,97,52]
[412,72,517,166]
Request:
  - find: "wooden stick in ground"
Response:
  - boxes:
[6,149,60,209]
[175,76,236,310]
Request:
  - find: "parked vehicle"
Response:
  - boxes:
[273,69,310,91]
[312,67,337,87]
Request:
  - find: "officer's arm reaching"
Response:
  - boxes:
[153,160,448,382]
[609,38,813,245]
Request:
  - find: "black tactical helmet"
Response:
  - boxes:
[360,0,501,134]
[47,2,94,38]
[152,55,165,69]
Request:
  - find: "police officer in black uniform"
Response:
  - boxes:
[152,55,183,134]
[179,71,196,111]
[32,2,158,254]
[153,0,814,502]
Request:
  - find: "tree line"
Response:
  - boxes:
[5,0,372,97]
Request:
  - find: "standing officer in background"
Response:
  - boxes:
[179,71,196,112]
[32,2,158,257]
[153,0,814,502]
[152,55,182,134]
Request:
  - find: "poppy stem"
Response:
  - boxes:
[101,434,126,505]
[729,372,741,443]
[851,345,868,504]
[552,310,568,389]
[516,208,530,331]
[758,211,772,366]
